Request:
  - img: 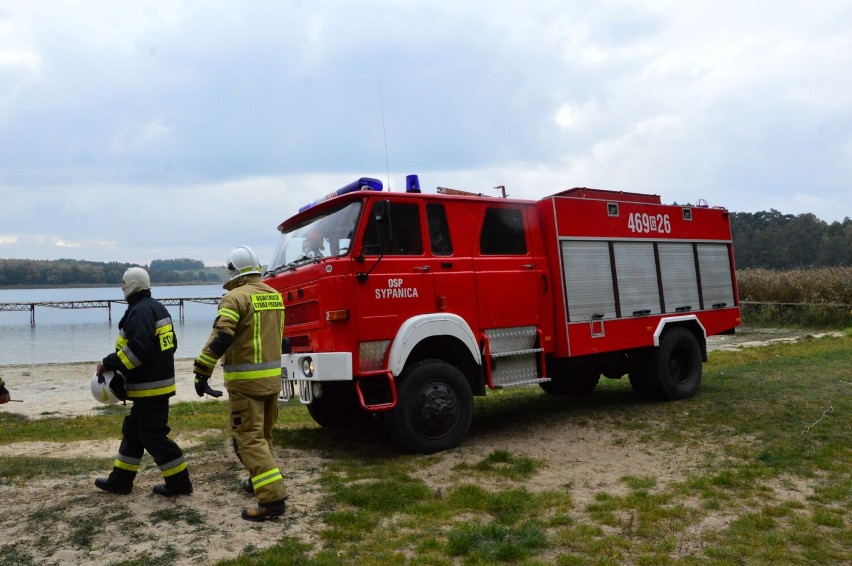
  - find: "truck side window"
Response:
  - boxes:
[480,207,527,255]
[363,202,424,255]
[426,203,453,256]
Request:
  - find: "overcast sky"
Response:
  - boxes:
[1,1,850,266]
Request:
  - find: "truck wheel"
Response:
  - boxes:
[306,382,369,427]
[385,360,473,454]
[652,327,703,400]
[540,368,600,395]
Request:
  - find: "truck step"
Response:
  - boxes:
[490,351,543,388]
[484,326,538,354]
[491,347,544,359]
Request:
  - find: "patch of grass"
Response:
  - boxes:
[215,537,345,565]
[114,543,180,566]
[69,514,102,549]
[0,543,36,566]
[148,506,205,526]
[447,521,549,563]
[321,509,376,542]
[0,399,245,445]
[453,449,544,480]
[0,413,121,444]
[446,484,539,525]
[326,472,432,515]
[0,456,107,482]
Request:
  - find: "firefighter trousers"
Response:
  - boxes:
[108,397,191,491]
[229,389,287,505]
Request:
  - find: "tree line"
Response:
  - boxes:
[730,211,850,269]
[0,258,223,287]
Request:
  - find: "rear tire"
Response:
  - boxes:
[385,360,473,454]
[651,327,703,400]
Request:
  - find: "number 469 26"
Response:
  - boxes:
[627,213,671,234]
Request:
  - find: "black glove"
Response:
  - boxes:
[194,374,223,398]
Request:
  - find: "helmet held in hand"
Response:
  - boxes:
[91,370,127,404]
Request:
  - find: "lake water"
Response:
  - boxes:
[0,284,224,366]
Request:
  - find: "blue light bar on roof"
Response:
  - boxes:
[298,177,384,212]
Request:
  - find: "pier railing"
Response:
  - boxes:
[0,297,220,325]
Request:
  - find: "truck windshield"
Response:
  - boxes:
[265,201,362,276]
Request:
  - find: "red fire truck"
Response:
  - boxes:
[264,175,741,453]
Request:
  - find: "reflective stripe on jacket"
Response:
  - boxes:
[196,275,284,394]
[102,290,177,400]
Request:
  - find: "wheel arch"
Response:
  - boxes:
[653,315,708,362]
[387,314,484,395]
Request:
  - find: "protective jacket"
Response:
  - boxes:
[194,275,285,395]
[102,289,177,400]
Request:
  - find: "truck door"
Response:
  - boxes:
[472,206,542,330]
[472,205,545,387]
[354,200,435,346]
[424,202,477,325]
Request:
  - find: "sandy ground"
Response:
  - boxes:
[0,327,839,565]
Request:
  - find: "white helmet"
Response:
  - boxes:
[226,245,262,280]
[91,371,126,405]
[122,267,150,300]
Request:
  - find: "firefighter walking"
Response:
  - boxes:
[193,245,288,521]
[94,267,192,496]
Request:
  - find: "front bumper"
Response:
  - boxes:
[279,352,352,403]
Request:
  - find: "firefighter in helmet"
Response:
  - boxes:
[94,267,192,497]
[193,245,288,521]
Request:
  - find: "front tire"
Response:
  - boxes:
[385,360,473,454]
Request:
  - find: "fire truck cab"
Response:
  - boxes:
[265,176,741,453]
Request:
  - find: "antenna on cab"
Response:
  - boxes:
[380,81,391,191]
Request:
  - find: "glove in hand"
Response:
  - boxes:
[195,374,223,398]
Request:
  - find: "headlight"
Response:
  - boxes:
[300,356,314,377]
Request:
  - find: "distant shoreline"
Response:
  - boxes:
[0,281,222,290]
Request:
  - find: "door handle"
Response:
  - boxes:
[414,265,431,272]
[521,263,534,269]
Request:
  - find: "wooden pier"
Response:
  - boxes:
[0,297,220,325]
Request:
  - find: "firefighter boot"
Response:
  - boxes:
[152,470,193,497]
[94,477,132,495]
[241,498,286,522]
